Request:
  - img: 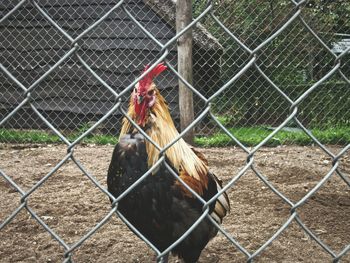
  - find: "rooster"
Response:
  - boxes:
[107,63,230,263]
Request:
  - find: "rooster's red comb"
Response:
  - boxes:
[138,63,167,92]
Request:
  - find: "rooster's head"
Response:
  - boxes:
[132,63,167,126]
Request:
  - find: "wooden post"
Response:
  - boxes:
[176,0,194,144]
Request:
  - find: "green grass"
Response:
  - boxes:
[0,129,118,145]
[0,126,349,147]
[0,129,62,144]
[195,126,350,147]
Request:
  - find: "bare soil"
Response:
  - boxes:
[0,143,349,263]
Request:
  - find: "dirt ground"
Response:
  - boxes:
[0,143,349,263]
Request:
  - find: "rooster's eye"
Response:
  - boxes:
[148,90,154,96]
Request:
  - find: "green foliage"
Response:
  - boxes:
[211,78,350,129]
[193,0,350,130]
[194,0,350,34]
[306,0,350,33]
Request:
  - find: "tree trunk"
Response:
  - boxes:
[176,0,194,144]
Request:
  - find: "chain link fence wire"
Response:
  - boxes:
[0,0,350,262]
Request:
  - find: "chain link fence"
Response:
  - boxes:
[0,0,349,262]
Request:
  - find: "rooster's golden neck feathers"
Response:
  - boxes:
[120,64,208,192]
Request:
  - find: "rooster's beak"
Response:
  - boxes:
[137,95,144,104]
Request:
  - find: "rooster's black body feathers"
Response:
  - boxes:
[107,133,225,263]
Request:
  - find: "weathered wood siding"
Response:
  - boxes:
[0,0,221,131]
